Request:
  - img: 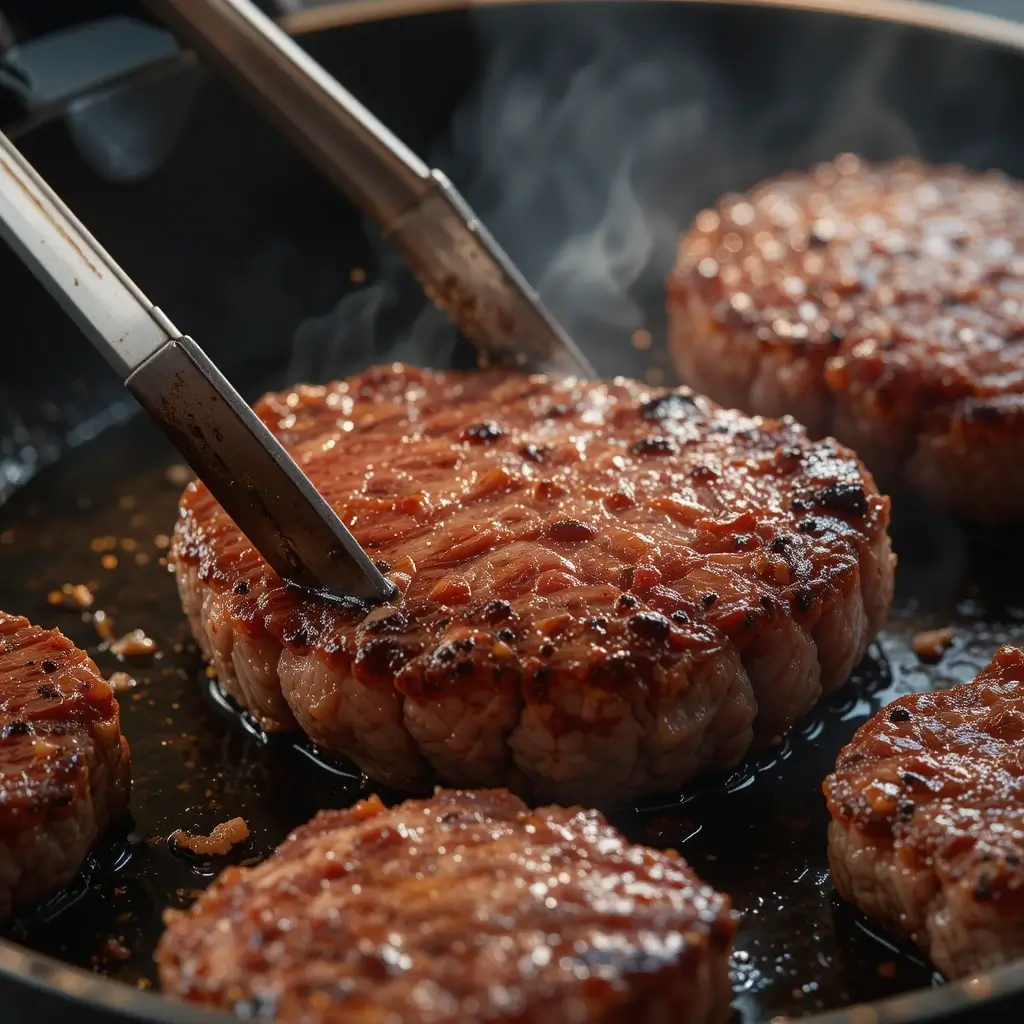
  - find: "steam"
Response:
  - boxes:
[287,274,455,382]
[287,3,990,383]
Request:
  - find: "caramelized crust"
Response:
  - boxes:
[172,364,893,802]
[156,788,735,1023]
[0,611,131,917]
[824,646,1024,976]
[668,155,1024,522]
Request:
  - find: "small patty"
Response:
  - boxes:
[668,155,1024,523]
[156,788,736,1023]
[0,611,131,918]
[171,364,893,804]
[824,645,1024,977]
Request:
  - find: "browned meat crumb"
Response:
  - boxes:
[165,464,193,488]
[92,609,114,642]
[100,938,131,962]
[170,817,249,857]
[108,672,137,694]
[46,583,94,610]
[110,629,158,659]
[631,328,653,351]
[912,626,956,663]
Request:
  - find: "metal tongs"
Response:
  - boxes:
[142,0,596,380]
[0,131,394,605]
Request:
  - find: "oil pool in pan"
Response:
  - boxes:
[1,408,1020,1021]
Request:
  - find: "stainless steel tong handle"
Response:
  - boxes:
[0,129,395,605]
[144,0,596,379]
[146,0,431,229]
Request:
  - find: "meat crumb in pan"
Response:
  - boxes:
[170,817,249,857]
[108,671,137,694]
[824,645,1024,977]
[170,363,894,805]
[156,788,735,1023]
[91,609,115,642]
[46,583,94,610]
[0,610,131,919]
[99,937,131,962]
[110,629,158,659]
[164,464,193,488]
[912,626,956,663]
[668,155,1024,523]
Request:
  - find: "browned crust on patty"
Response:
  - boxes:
[171,364,893,802]
[0,611,131,918]
[668,155,1024,523]
[823,645,1024,977]
[155,787,736,1023]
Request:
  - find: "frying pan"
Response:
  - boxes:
[1,1,1024,1021]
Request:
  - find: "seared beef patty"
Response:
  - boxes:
[668,155,1024,523]
[156,787,735,1023]
[172,363,893,804]
[0,611,130,919]
[824,646,1024,977]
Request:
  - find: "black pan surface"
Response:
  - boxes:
[3,3,1024,1022]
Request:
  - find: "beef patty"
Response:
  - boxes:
[668,155,1024,524]
[172,363,893,804]
[0,611,131,919]
[156,787,735,1023]
[824,646,1024,978]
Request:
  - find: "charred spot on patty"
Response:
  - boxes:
[545,519,598,543]
[462,421,504,444]
[628,612,672,643]
[356,638,416,679]
[482,600,515,624]
[632,436,678,457]
[810,482,869,518]
[640,391,699,423]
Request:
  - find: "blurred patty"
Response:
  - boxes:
[668,155,1024,524]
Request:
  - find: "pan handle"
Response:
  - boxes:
[0,14,181,136]
[0,0,277,136]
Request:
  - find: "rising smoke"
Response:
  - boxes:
[288,2,1000,382]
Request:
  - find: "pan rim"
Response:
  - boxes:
[4,0,1024,1021]
[281,0,1024,56]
